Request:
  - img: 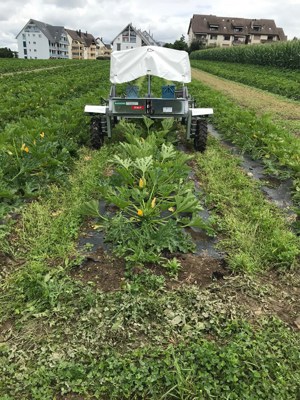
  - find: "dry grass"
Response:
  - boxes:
[192,68,300,137]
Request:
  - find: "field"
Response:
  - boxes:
[0,57,299,399]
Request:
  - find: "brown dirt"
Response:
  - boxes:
[192,68,300,137]
[70,241,300,330]
[71,247,228,293]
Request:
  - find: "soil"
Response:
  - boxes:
[71,227,300,330]
[71,247,228,293]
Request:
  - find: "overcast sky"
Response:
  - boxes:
[1,0,300,51]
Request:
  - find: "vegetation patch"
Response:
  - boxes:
[194,137,299,272]
[191,59,300,101]
[190,40,300,69]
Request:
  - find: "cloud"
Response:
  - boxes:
[1,0,299,51]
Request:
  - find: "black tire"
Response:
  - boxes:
[90,117,104,149]
[194,119,208,152]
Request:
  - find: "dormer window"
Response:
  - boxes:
[253,25,261,32]
[233,26,243,32]
[209,24,219,31]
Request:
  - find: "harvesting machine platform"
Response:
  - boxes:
[84,46,213,151]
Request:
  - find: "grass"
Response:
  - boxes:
[0,61,299,399]
[191,59,300,100]
[194,137,299,272]
[1,269,299,399]
[1,123,299,399]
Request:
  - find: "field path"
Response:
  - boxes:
[192,68,300,137]
[0,65,64,77]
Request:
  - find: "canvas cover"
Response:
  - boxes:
[110,46,191,84]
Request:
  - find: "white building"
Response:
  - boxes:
[111,23,159,51]
[16,19,69,59]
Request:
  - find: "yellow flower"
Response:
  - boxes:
[168,207,175,212]
[139,177,146,188]
[21,143,29,153]
[40,132,45,138]
[33,140,36,145]
[151,197,156,208]
[137,209,144,216]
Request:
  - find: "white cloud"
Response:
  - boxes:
[1,0,299,51]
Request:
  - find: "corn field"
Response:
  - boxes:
[190,40,300,69]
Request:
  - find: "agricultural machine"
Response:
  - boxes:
[84,46,213,151]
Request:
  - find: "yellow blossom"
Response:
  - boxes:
[137,209,144,216]
[40,132,45,138]
[151,197,156,208]
[168,207,175,212]
[139,177,146,188]
[33,140,36,145]
[21,143,29,153]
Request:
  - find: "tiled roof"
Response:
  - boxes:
[188,14,287,40]
[65,29,96,46]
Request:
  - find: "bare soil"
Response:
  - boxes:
[71,238,300,330]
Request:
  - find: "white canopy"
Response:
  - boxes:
[110,46,191,84]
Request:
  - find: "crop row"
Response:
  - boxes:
[191,59,300,100]
[0,61,111,213]
[190,79,300,178]
[190,40,300,69]
[0,62,107,128]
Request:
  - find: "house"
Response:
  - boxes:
[65,29,103,59]
[16,19,69,59]
[111,23,159,51]
[188,14,287,48]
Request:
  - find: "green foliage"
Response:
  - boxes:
[0,47,14,58]
[164,35,189,52]
[1,275,299,400]
[191,59,300,100]
[190,40,300,69]
[195,138,300,272]
[0,60,111,212]
[80,120,213,266]
[189,76,300,221]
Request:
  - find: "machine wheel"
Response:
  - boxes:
[194,119,208,152]
[90,117,104,149]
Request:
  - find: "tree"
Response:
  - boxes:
[188,39,206,53]
[163,35,188,52]
[172,35,188,51]
[0,47,14,58]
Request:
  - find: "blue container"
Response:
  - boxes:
[162,85,175,99]
[126,85,139,98]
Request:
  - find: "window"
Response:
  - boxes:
[24,49,27,55]
[234,27,243,32]
[23,41,27,47]
[33,41,36,44]
[209,25,219,31]
[224,35,230,40]
[253,26,261,32]
[117,43,121,50]
[210,34,217,40]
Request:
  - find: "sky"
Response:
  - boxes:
[1,0,300,51]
